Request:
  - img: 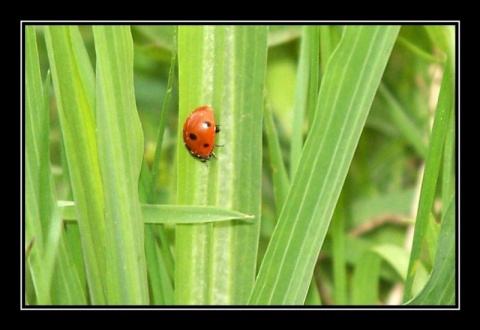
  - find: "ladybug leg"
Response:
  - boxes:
[215,125,220,133]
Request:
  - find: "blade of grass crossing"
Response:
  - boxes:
[93,26,149,304]
[249,26,400,305]
[45,26,107,304]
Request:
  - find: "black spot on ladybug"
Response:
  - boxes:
[189,133,197,140]
[203,143,210,148]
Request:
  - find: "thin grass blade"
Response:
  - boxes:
[264,101,290,212]
[62,203,253,224]
[403,56,455,301]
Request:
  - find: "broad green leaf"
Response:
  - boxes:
[93,26,148,304]
[45,26,107,304]
[176,26,267,304]
[249,26,400,305]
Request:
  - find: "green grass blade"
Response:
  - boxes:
[319,26,339,77]
[290,26,321,178]
[290,26,311,178]
[403,56,455,301]
[145,227,174,304]
[93,26,148,304]
[351,250,381,305]
[331,198,347,305]
[26,25,55,304]
[45,26,107,304]
[306,26,320,126]
[142,205,254,224]
[62,203,253,224]
[442,109,455,217]
[264,101,290,212]
[249,26,400,305]
[176,26,267,304]
[141,45,177,304]
[378,83,428,157]
[405,195,456,305]
[150,38,177,197]
[43,72,86,305]
[305,280,321,305]
[139,162,175,305]
[51,237,88,304]
[27,26,88,306]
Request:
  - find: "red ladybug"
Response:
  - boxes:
[183,105,220,162]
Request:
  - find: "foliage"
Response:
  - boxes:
[24,24,456,306]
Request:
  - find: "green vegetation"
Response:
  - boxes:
[25,24,456,306]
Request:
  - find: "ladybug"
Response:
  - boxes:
[183,105,220,162]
